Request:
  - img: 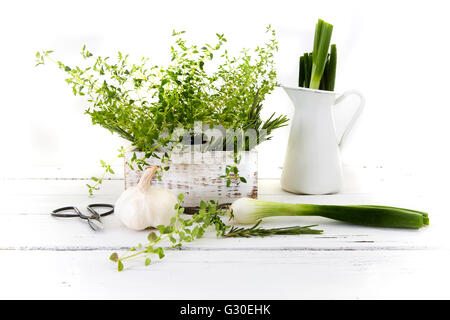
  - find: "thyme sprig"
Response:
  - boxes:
[110,194,226,271]
[110,194,322,271]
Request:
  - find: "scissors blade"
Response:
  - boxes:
[87,218,104,231]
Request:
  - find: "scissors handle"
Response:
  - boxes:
[51,206,84,218]
[87,204,114,218]
[85,204,113,231]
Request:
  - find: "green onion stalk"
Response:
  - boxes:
[298,19,337,91]
[229,198,429,229]
[309,19,333,89]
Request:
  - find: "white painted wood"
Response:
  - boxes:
[0,213,442,250]
[0,249,449,299]
[0,166,447,299]
[0,188,428,216]
[124,151,258,207]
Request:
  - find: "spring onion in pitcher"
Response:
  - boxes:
[229,198,429,229]
[298,19,337,91]
[310,19,333,89]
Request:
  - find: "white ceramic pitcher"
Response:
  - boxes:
[280,86,365,194]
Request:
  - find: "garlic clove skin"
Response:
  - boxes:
[114,187,152,231]
[115,166,179,231]
[144,187,178,227]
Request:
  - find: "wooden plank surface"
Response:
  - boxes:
[0,166,448,299]
[1,249,449,299]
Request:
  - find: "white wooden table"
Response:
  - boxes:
[1,166,449,299]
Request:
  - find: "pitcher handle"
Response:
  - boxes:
[334,90,365,149]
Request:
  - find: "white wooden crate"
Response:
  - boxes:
[124,151,258,208]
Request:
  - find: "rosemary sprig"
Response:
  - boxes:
[223,220,323,238]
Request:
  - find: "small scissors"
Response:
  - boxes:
[51,204,114,231]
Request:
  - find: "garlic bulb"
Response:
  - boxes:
[115,166,178,230]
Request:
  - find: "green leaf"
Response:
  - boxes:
[117,261,124,272]
[155,248,165,259]
[147,232,157,241]
[145,258,151,266]
[109,252,118,262]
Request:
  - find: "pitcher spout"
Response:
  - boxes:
[282,85,337,110]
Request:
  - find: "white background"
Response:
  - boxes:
[1,0,449,178]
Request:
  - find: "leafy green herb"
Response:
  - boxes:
[112,194,219,270]
[36,26,288,192]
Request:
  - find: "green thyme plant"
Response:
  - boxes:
[36,26,288,193]
[110,194,322,271]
